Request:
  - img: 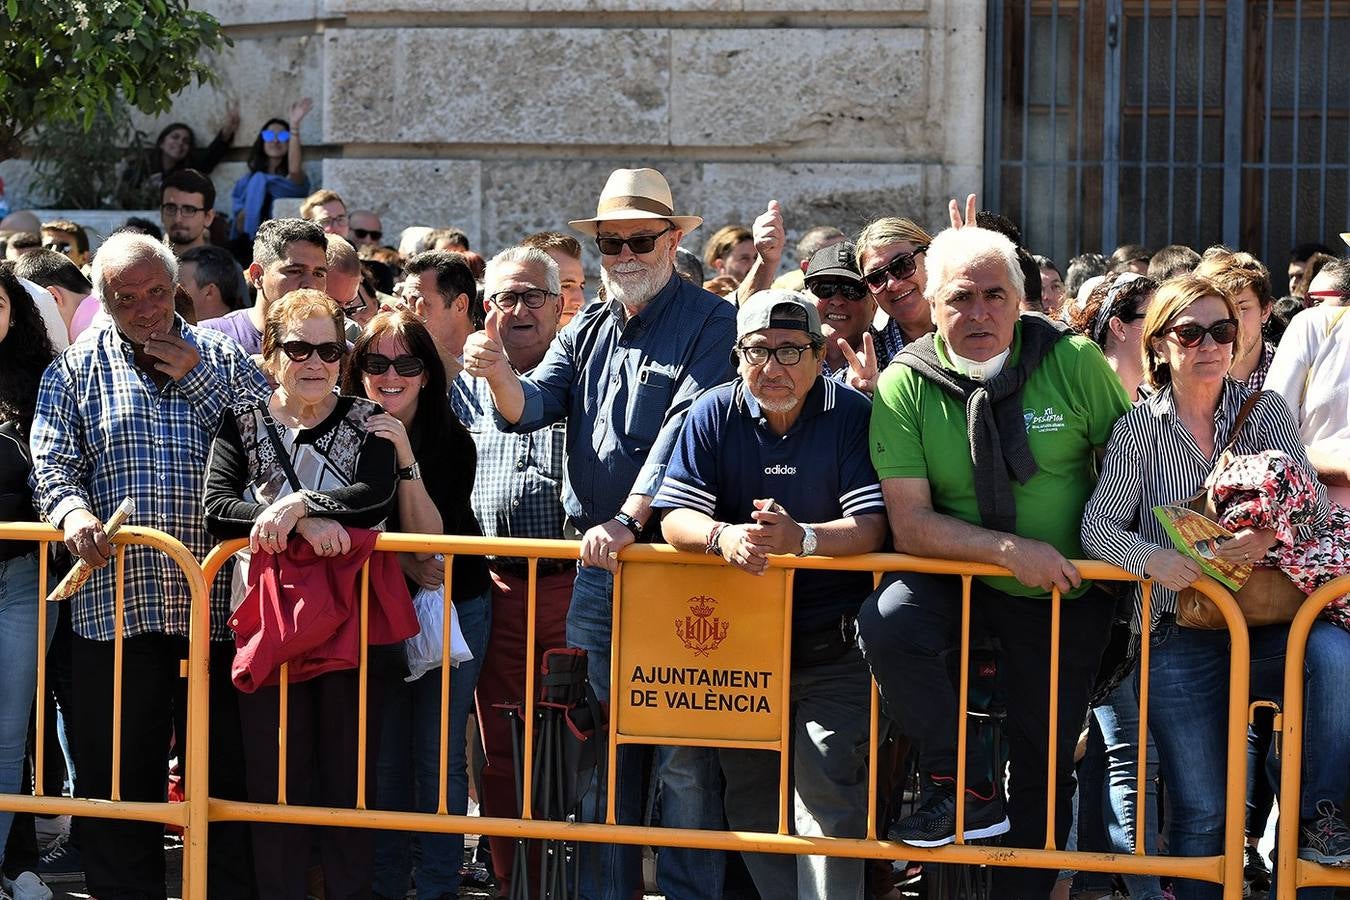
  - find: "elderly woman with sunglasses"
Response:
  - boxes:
[340,310,491,900]
[204,288,399,900]
[1082,275,1350,898]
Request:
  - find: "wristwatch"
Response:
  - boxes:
[397,462,422,481]
[797,524,818,557]
[613,511,643,539]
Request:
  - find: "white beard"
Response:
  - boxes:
[601,247,674,310]
[753,394,799,414]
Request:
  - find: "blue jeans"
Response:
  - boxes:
[374,589,491,900]
[0,553,55,869]
[567,564,725,900]
[1148,619,1350,900]
[1092,675,1166,900]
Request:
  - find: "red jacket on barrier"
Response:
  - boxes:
[229,528,418,692]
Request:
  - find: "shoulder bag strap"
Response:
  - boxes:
[257,405,304,494]
[1219,390,1265,458]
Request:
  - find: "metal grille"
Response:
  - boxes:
[984,0,1350,291]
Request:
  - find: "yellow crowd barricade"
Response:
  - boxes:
[1274,574,1350,898]
[4,526,1262,898]
[198,534,1254,898]
[0,522,213,900]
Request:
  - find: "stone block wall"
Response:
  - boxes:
[13,0,987,278]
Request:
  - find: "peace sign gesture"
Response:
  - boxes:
[836,332,879,395]
[948,193,979,230]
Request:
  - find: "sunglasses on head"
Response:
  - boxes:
[260,128,291,143]
[806,279,868,302]
[280,340,345,363]
[352,228,383,241]
[861,246,928,292]
[595,225,673,256]
[1163,319,1239,348]
[360,353,425,377]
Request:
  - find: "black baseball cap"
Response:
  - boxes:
[804,241,862,282]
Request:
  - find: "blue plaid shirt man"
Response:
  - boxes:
[30,317,271,641]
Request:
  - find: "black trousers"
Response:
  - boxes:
[857,572,1113,899]
[238,667,384,900]
[71,634,254,900]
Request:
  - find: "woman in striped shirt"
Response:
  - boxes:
[1082,274,1350,896]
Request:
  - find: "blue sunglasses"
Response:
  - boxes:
[260,128,291,143]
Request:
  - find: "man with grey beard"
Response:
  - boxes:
[463,167,736,900]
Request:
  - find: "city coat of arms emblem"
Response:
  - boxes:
[675,594,729,657]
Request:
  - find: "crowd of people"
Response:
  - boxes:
[0,118,1349,900]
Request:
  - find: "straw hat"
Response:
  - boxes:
[568,168,703,236]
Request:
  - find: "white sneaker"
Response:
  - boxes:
[3,873,52,900]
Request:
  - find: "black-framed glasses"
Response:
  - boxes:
[861,246,928,291]
[160,202,205,218]
[43,240,74,253]
[595,226,674,256]
[806,279,868,302]
[353,228,383,241]
[489,288,556,311]
[736,343,814,366]
[260,128,291,143]
[280,340,345,363]
[1163,319,1239,348]
[359,353,425,376]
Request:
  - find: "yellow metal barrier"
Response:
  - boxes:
[1274,574,1350,897]
[0,522,212,900]
[196,534,1254,898]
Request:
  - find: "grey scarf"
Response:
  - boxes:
[897,314,1070,532]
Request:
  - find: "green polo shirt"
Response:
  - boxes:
[869,323,1131,597]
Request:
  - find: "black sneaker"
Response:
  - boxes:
[1299,799,1350,867]
[35,833,82,884]
[1244,843,1271,889]
[886,780,1010,848]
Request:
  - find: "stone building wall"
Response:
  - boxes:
[13,1,988,271]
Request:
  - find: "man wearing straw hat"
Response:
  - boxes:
[463,167,736,899]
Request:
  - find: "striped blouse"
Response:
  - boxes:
[1081,377,1328,632]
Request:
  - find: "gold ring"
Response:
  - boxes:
[607,550,618,559]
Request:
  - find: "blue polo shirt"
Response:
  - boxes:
[652,375,886,630]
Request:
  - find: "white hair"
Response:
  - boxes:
[91,231,178,301]
[484,246,562,296]
[924,227,1025,302]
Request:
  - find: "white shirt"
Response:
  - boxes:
[1263,306,1350,502]
[22,277,69,351]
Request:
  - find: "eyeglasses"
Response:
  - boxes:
[160,203,205,218]
[342,298,369,317]
[352,228,383,241]
[260,129,291,143]
[1307,290,1349,302]
[316,215,348,228]
[736,343,814,366]
[43,240,74,253]
[360,353,426,376]
[279,340,345,363]
[595,226,674,256]
[861,246,928,292]
[1162,319,1239,348]
[806,279,868,302]
[489,288,556,311]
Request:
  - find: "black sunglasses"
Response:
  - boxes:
[280,340,345,363]
[352,228,383,241]
[595,226,673,256]
[806,279,868,302]
[360,353,425,376]
[861,246,928,291]
[43,241,74,253]
[1163,319,1239,348]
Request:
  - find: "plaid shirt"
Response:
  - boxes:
[29,318,271,641]
[451,372,567,548]
[1244,341,1276,391]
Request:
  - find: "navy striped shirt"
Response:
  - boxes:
[1081,378,1327,632]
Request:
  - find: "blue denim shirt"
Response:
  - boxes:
[502,272,737,531]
